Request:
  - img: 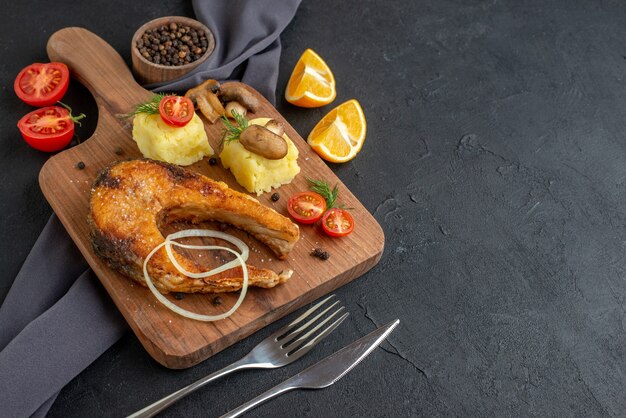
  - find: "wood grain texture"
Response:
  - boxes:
[40,27,383,369]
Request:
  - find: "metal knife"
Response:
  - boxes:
[221,318,400,418]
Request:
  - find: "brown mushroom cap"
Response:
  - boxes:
[238,125,288,160]
[219,85,261,113]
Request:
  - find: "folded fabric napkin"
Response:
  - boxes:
[0,1,301,416]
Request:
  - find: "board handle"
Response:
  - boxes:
[47,27,150,113]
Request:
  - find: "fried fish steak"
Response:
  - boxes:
[88,159,299,293]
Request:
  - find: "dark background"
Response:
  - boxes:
[2,0,626,416]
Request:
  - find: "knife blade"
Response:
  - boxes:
[221,318,400,418]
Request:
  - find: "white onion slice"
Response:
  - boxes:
[164,229,249,278]
[142,230,249,322]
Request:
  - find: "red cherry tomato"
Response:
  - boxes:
[321,208,354,237]
[158,95,194,127]
[287,192,327,224]
[14,62,70,106]
[17,105,84,152]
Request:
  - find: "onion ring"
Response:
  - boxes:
[164,229,249,278]
[142,230,249,322]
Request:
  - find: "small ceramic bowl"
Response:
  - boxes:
[131,16,215,85]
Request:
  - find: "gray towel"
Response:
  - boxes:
[151,0,301,103]
[0,1,301,416]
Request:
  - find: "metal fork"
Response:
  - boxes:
[127,294,348,418]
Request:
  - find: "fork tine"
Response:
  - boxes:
[286,311,349,361]
[283,306,346,349]
[271,294,337,339]
[279,300,341,346]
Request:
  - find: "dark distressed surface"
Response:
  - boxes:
[2,0,626,416]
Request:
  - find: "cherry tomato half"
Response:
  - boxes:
[158,95,194,127]
[17,106,84,152]
[287,192,327,224]
[321,208,354,237]
[14,62,70,106]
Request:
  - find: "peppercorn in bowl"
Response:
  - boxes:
[131,16,215,84]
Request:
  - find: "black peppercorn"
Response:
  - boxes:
[114,147,124,155]
[174,292,185,300]
[311,248,330,260]
[76,161,85,170]
[208,157,218,166]
[212,296,223,306]
[136,22,209,66]
[271,193,280,202]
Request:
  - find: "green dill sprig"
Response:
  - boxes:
[127,93,167,117]
[220,110,249,145]
[307,178,340,209]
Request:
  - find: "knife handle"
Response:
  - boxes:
[220,381,296,418]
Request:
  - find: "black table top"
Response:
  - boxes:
[2,0,625,416]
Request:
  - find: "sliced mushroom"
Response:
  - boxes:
[219,85,261,113]
[185,79,225,123]
[206,92,226,117]
[225,101,248,118]
[239,125,288,160]
[264,119,285,137]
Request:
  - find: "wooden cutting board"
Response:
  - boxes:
[40,27,384,369]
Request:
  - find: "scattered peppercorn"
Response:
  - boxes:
[212,296,223,306]
[174,292,185,300]
[271,192,280,202]
[76,161,85,170]
[311,248,330,260]
[208,157,218,166]
[114,147,124,155]
[137,23,209,66]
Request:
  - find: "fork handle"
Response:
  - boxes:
[220,381,296,418]
[127,359,250,418]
